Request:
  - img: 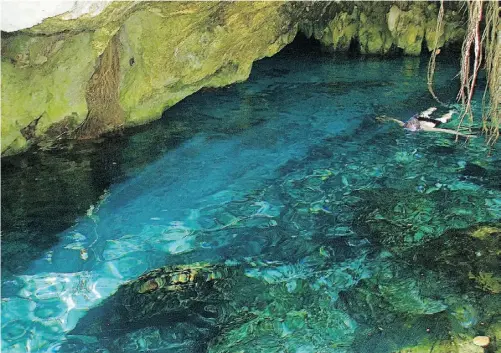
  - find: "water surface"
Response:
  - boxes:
[2,42,501,353]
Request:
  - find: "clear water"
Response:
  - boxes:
[2,42,501,353]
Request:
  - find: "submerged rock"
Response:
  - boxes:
[340,260,449,328]
[406,223,501,294]
[70,244,367,352]
[71,262,267,350]
[383,223,501,352]
[472,335,490,347]
[352,188,498,251]
[398,337,484,353]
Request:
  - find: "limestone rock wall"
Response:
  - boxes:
[312,2,465,55]
[0,1,466,156]
[117,2,301,127]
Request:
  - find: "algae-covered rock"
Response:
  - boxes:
[117,2,301,127]
[71,247,365,352]
[471,225,501,240]
[1,2,324,155]
[343,262,448,324]
[352,188,497,251]
[319,7,360,52]
[72,263,263,335]
[358,6,394,55]
[377,278,447,315]
[71,262,267,351]
[1,1,466,156]
[386,4,425,55]
[397,337,484,353]
[471,271,501,294]
[486,322,501,353]
[1,32,97,154]
[387,3,464,55]
[407,223,501,295]
[317,2,465,55]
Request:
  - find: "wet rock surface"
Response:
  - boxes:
[1,1,465,155]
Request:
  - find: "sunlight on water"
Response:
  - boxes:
[2,45,501,353]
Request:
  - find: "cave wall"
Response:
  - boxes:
[310,2,465,55]
[0,1,466,156]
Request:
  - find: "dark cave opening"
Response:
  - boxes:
[282,32,324,55]
[285,31,405,58]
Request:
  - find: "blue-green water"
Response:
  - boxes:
[2,44,501,353]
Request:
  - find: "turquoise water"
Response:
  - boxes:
[2,42,501,353]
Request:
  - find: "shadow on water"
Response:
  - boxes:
[0,112,242,276]
[0,33,343,276]
[2,138,125,276]
[0,31,468,279]
[0,35,325,276]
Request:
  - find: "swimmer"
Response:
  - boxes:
[377,107,476,138]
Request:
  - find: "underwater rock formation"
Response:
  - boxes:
[397,338,485,353]
[339,222,501,353]
[407,223,501,295]
[71,255,365,352]
[1,1,465,155]
[68,223,501,352]
[70,262,268,351]
[352,187,498,251]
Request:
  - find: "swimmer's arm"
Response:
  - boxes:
[375,116,405,127]
[421,125,477,138]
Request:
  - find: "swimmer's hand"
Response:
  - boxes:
[376,115,405,127]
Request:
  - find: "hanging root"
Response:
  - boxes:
[481,1,500,145]
[76,34,125,139]
[456,0,483,136]
[428,0,500,145]
[427,0,447,106]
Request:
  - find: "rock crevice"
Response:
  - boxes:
[77,33,124,139]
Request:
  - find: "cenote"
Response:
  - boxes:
[2,6,501,353]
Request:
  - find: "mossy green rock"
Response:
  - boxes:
[319,8,360,52]
[1,32,97,154]
[406,223,501,295]
[1,2,312,155]
[71,262,265,339]
[1,1,466,155]
[397,337,484,353]
[117,2,299,126]
[318,2,465,55]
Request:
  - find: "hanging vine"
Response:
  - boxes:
[481,1,500,145]
[456,0,483,135]
[427,0,446,106]
[428,0,500,145]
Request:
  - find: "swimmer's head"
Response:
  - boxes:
[403,115,421,132]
